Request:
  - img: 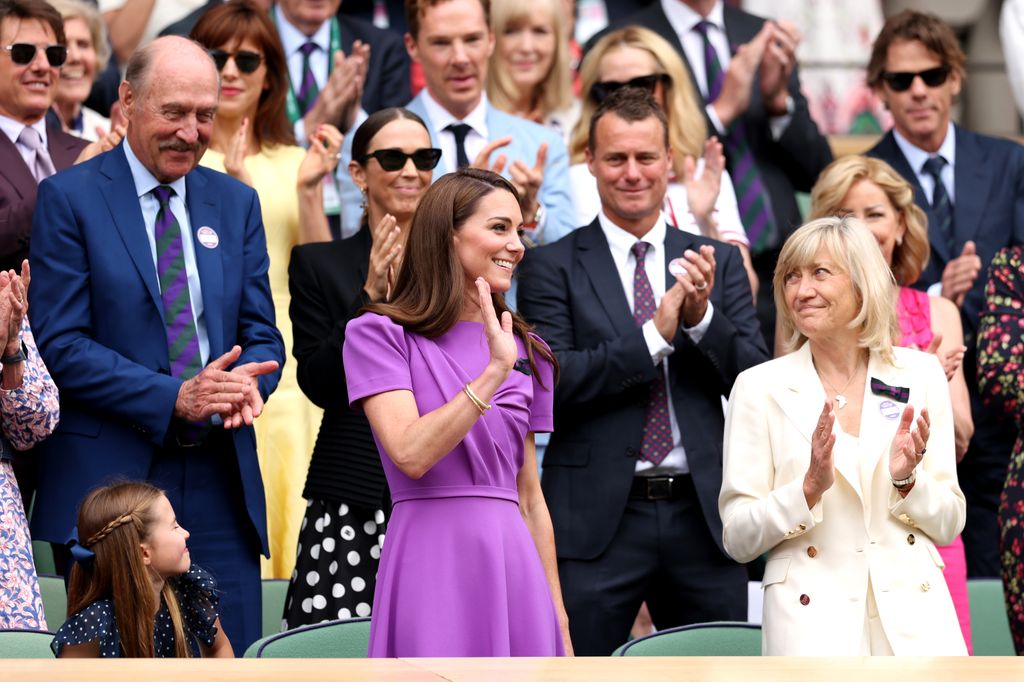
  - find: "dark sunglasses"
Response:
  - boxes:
[3,43,67,67]
[208,49,263,74]
[881,65,951,92]
[359,148,442,171]
[591,73,668,103]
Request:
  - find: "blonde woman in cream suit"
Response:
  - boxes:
[719,217,967,656]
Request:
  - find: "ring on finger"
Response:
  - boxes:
[695,282,708,291]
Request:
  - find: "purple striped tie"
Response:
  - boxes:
[152,186,202,379]
[694,21,778,254]
[631,242,674,466]
[296,41,321,116]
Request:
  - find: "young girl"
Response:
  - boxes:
[52,482,234,658]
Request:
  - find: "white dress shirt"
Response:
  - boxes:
[419,88,490,170]
[123,139,210,368]
[598,211,715,474]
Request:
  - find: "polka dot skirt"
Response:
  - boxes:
[282,498,385,630]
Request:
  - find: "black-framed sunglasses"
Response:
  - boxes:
[359,148,443,171]
[208,49,263,74]
[591,73,668,103]
[3,43,67,67]
[881,65,951,92]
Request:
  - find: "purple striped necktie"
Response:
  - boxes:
[694,20,778,254]
[152,185,203,380]
[631,242,674,466]
[296,41,321,116]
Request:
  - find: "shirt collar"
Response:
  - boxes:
[123,138,188,203]
[661,0,725,34]
[0,113,47,148]
[275,4,331,54]
[598,209,669,263]
[892,121,956,173]
[420,88,489,139]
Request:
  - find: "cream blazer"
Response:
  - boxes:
[719,343,967,655]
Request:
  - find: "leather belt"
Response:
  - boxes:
[629,474,691,501]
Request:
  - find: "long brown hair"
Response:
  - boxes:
[367,168,557,381]
[67,482,192,658]
[190,0,296,148]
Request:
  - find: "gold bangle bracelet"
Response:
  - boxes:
[463,383,491,414]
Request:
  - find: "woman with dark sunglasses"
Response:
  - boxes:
[190,1,343,583]
[568,26,758,297]
[283,107,438,630]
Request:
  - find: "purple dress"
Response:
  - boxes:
[344,313,564,657]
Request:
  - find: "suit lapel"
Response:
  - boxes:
[46,127,85,170]
[767,343,864,503]
[99,146,163,314]
[0,132,37,197]
[877,132,950,264]
[952,125,991,251]
[577,221,636,337]
[185,170,224,358]
[861,353,909,497]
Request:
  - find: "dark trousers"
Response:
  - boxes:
[149,432,263,652]
[558,476,747,655]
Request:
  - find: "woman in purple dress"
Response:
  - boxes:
[343,168,571,657]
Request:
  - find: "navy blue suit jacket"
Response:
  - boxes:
[28,144,284,552]
[868,126,1024,340]
[516,221,768,560]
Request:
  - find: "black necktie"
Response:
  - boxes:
[445,123,472,169]
[922,156,954,254]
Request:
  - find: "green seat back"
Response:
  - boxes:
[261,579,289,638]
[0,629,55,659]
[32,541,56,575]
[243,617,371,658]
[37,575,67,632]
[967,578,1015,656]
[614,621,761,656]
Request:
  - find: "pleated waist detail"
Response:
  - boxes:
[391,485,519,504]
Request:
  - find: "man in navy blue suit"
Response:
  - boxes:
[29,36,285,650]
[867,10,1024,577]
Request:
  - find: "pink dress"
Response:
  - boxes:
[897,287,973,653]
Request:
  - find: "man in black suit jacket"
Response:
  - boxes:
[866,10,1024,578]
[593,0,832,350]
[517,88,768,655]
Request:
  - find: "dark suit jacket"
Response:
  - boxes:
[288,228,386,509]
[594,2,832,238]
[28,143,285,550]
[0,124,86,272]
[516,220,769,560]
[867,126,1024,339]
[162,6,410,114]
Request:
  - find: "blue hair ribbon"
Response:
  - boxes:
[66,527,96,568]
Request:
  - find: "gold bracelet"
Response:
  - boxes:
[463,383,491,415]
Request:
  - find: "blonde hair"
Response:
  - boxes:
[773,217,899,363]
[46,0,111,71]
[67,482,192,658]
[486,0,573,117]
[809,155,930,286]
[569,25,706,178]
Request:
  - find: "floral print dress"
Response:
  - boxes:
[0,320,60,630]
[977,246,1024,653]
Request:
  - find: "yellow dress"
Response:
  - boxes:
[200,145,323,579]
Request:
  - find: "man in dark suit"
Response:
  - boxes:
[517,88,768,655]
[594,0,832,349]
[0,0,88,513]
[29,36,284,650]
[866,10,1024,578]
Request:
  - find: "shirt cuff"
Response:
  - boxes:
[927,281,943,298]
[293,119,308,147]
[768,97,795,140]
[643,320,674,365]
[705,103,727,136]
[682,301,715,344]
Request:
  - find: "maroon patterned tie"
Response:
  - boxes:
[631,242,673,465]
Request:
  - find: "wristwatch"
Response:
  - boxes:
[1,340,26,366]
[891,469,917,489]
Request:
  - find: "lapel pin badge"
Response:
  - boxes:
[870,377,909,403]
[196,226,219,249]
[878,400,902,420]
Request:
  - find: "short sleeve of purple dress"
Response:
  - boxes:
[344,313,563,657]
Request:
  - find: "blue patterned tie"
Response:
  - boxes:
[922,156,954,255]
[631,242,673,466]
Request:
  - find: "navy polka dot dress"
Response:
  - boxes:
[51,565,221,657]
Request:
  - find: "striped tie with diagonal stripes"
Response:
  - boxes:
[152,185,203,380]
[296,41,321,116]
[694,20,778,254]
